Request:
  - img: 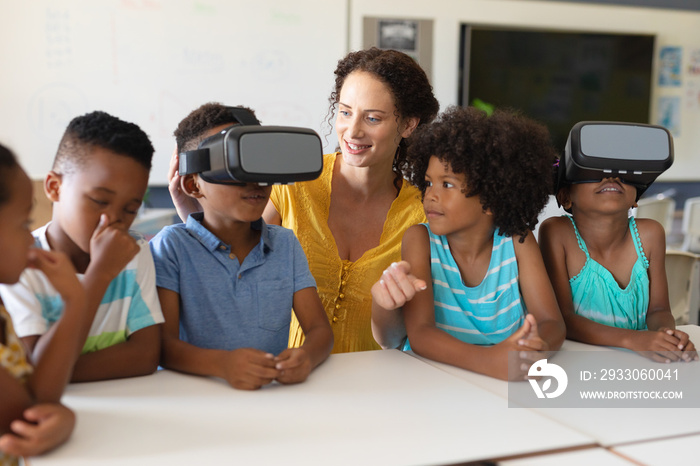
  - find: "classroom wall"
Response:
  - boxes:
[0,0,347,185]
[1,0,699,185]
[350,0,700,182]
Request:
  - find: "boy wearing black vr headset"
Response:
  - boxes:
[540,122,697,361]
[150,103,333,390]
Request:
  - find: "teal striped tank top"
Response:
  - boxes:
[418,223,526,346]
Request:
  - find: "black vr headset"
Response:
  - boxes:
[179,107,323,185]
[556,121,674,202]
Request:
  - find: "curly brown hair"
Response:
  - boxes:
[405,106,557,241]
[174,103,257,152]
[328,48,439,183]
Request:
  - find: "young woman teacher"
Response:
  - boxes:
[263,48,439,353]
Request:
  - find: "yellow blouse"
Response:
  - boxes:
[270,153,425,353]
[1,305,32,466]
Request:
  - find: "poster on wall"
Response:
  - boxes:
[689,49,700,76]
[658,46,682,87]
[378,20,418,55]
[362,17,434,81]
[657,96,681,136]
[685,49,700,110]
[686,81,700,110]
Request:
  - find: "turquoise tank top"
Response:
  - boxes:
[568,215,649,330]
[404,223,525,350]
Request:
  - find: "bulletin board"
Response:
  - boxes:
[0,0,347,184]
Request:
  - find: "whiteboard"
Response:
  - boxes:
[0,0,347,184]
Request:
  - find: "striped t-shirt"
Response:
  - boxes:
[420,223,526,346]
[0,224,164,353]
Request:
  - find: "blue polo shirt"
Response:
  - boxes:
[149,213,316,355]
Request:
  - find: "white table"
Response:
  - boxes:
[28,350,593,466]
[412,326,700,450]
[498,447,634,466]
[530,325,700,447]
[612,433,700,465]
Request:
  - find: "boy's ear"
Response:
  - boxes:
[181,174,204,198]
[44,171,62,202]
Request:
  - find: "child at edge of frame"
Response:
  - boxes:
[538,122,696,362]
[0,143,90,465]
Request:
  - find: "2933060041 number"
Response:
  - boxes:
[599,368,678,381]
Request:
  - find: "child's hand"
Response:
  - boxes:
[222,348,280,390]
[657,328,699,362]
[491,315,547,381]
[631,329,685,363]
[88,214,139,279]
[274,348,312,385]
[27,249,83,304]
[168,147,201,221]
[515,314,550,353]
[0,403,75,458]
[371,261,427,310]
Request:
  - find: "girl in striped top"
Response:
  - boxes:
[371,106,565,380]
